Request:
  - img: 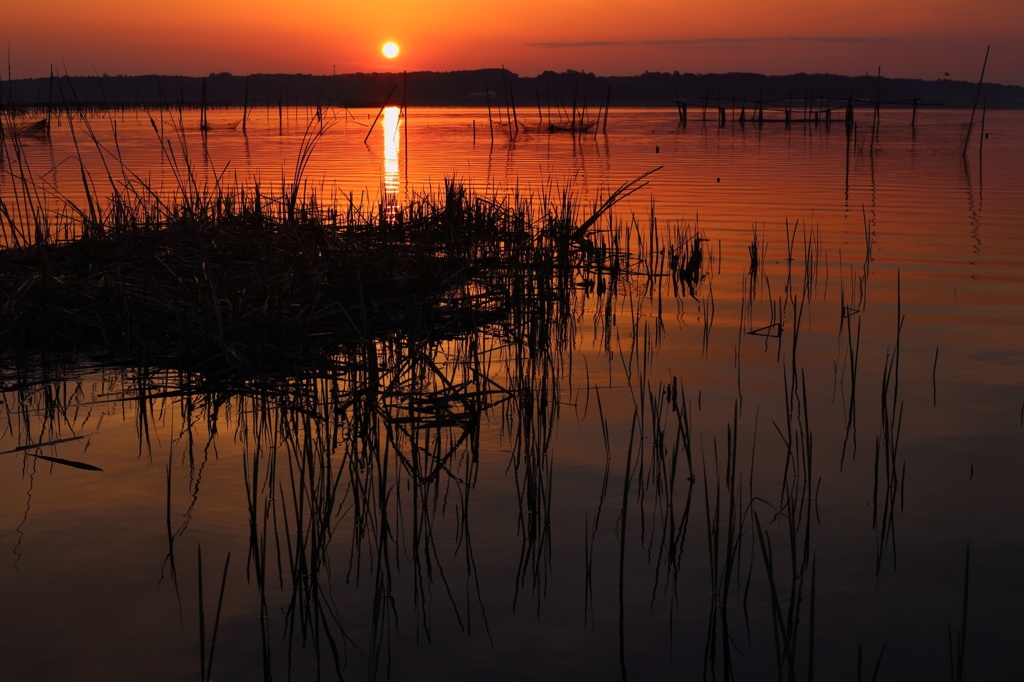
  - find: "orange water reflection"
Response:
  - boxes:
[2,107,1024,680]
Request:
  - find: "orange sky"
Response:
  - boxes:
[3,0,1023,85]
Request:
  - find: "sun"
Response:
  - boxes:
[382,42,400,59]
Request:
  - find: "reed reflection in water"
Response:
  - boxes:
[0,105,1023,681]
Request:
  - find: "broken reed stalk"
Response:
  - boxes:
[363,83,398,145]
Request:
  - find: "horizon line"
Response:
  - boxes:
[2,68,1003,87]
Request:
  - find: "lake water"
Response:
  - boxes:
[2,105,1023,681]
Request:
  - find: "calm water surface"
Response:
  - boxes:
[2,106,1023,680]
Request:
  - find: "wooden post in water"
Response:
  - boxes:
[242,78,249,133]
[602,84,611,134]
[510,90,519,137]
[719,107,726,127]
[502,81,511,139]
[200,78,208,131]
[979,95,988,164]
[486,87,494,141]
[873,67,882,135]
[47,65,54,128]
[580,76,591,133]
[363,83,397,145]
[963,45,990,158]
[546,84,552,129]
[403,70,408,172]
[571,84,578,134]
[500,66,514,140]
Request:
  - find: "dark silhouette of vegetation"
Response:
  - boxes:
[3,68,1022,111]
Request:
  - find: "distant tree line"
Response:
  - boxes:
[2,68,1021,111]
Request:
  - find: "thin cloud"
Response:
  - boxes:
[528,36,897,49]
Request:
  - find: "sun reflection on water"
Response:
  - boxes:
[382,105,401,221]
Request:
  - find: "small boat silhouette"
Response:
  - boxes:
[16,118,51,138]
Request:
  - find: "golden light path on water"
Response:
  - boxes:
[382,105,401,221]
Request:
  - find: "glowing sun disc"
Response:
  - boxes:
[382,42,400,59]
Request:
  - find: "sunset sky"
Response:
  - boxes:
[4,0,1023,85]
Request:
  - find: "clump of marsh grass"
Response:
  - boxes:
[671,229,707,298]
[0,195,477,369]
[0,110,659,378]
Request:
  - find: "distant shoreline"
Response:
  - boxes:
[3,69,1023,110]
